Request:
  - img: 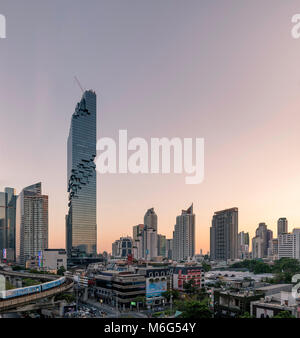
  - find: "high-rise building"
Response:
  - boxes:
[142,227,158,260]
[112,237,133,258]
[210,207,238,261]
[238,231,249,259]
[133,224,144,242]
[252,236,264,259]
[166,239,173,259]
[278,218,288,236]
[15,183,48,265]
[66,90,97,257]
[173,204,195,261]
[144,208,157,231]
[0,188,17,260]
[157,234,166,257]
[278,229,300,259]
[268,238,279,258]
[252,223,271,259]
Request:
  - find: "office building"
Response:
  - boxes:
[144,208,157,231]
[252,223,272,259]
[42,249,67,272]
[133,224,144,242]
[210,207,238,261]
[278,218,288,236]
[238,231,250,259]
[94,271,146,310]
[111,237,132,258]
[66,90,97,257]
[142,227,158,260]
[157,234,166,257]
[173,204,195,261]
[0,187,17,260]
[15,183,48,265]
[278,229,300,259]
[166,239,173,259]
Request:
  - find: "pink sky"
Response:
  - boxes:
[1,1,300,253]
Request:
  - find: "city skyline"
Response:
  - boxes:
[2,1,300,254]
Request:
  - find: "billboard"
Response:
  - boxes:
[2,248,6,260]
[38,251,43,267]
[146,280,167,298]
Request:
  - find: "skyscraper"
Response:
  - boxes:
[252,222,272,259]
[210,207,238,261]
[277,218,288,236]
[0,188,17,261]
[238,231,249,259]
[157,234,166,257]
[173,204,195,261]
[133,224,144,242]
[144,208,157,231]
[66,90,97,257]
[15,183,48,265]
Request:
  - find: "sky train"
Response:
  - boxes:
[0,277,66,300]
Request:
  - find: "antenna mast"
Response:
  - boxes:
[74,76,84,93]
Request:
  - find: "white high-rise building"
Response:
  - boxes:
[142,227,157,260]
[278,229,300,259]
[173,204,195,261]
[16,183,48,266]
[252,236,264,259]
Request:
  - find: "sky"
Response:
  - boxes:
[1,0,300,254]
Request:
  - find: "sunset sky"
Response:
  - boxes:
[1,0,300,254]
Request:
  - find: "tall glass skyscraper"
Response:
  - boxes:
[66,90,97,257]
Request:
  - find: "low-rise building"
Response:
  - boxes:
[251,291,300,318]
[173,265,204,291]
[135,266,170,308]
[42,249,67,272]
[94,271,146,310]
[213,289,263,318]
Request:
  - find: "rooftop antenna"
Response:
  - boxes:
[74,76,84,93]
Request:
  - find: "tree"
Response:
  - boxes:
[239,312,254,318]
[162,289,180,302]
[57,266,66,276]
[202,262,211,272]
[273,311,295,318]
[183,278,197,295]
[177,299,212,319]
[55,293,75,303]
[133,296,146,311]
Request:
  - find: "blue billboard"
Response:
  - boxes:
[146,280,167,298]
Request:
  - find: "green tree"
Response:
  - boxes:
[273,311,295,318]
[183,278,197,295]
[57,266,66,276]
[55,293,75,303]
[202,262,211,272]
[239,312,254,318]
[177,299,212,319]
[162,289,180,302]
[23,278,41,287]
